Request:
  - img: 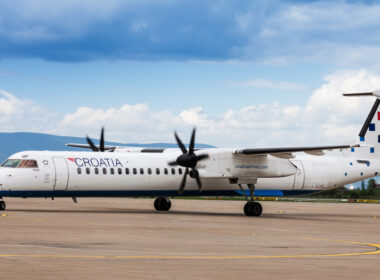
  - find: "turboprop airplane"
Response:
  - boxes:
[0,93,379,216]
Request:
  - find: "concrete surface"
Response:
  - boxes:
[0,197,379,280]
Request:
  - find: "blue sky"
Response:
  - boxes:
[1,0,380,147]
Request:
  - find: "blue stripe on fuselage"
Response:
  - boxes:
[0,189,319,198]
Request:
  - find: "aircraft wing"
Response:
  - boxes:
[66,143,116,151]
[234,144,359,158]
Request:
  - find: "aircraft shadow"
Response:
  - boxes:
[6,208,372,221]
[7,208,244,217]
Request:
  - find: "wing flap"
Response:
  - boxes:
[304,150,325,156]
[270,153,295,159]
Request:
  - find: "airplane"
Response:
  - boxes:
[0,92,379,216]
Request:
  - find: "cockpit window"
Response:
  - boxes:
[1,159,38,168]
[18,160,38,168]
[1,159,21,168]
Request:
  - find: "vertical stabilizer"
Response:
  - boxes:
[359,99,380,139]
[344,92,380,158]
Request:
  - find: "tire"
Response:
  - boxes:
[0,201,6,211]
[162,197,171,211]
[251,202,262,216]
[244,202,253,216]
[244,202,262,217]
[154,197,171,211]
[154,198,160,210]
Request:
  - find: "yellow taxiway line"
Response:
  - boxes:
[0,237,379,260]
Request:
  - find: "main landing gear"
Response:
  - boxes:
[238,184,263,217]
[0,200,6,211]
[154,197,171,211]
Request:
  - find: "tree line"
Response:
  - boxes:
[307,179,380,199]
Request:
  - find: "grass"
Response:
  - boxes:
[172,196,380,203]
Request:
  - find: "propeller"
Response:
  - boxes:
[168,128,209,194]
[86,127,105,152]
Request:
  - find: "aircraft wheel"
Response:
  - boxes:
[154,197,171,211]
[0,201,6,211]
[244,202,262,217]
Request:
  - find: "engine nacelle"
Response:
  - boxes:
[222,155,297,178]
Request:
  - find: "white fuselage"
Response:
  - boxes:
[0,148,377,198]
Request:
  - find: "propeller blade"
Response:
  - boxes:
[100,127,105,152]
[189,128,196,154]
[196,154,209,162]
[192,168,202,191]
[168,161,178,166]
[174,132,187,154]
[86,135,99,152]
[178,168,189,195]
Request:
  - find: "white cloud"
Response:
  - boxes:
[282,106,301,118]
[237,1,380,68]
[0,90,56,132]
[1,69,380,147]
[179,69,380,147]
[230,78,308,91]
[215,69,378,146]
[180,107,215,128]
[59,103,182,142]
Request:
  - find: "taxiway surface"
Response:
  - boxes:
[0,198,379,279]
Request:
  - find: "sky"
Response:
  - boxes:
[1,0,380,147]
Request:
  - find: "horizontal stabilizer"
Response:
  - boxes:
[343,91,380,97]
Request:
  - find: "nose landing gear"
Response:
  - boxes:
[154,197,171,211]
[0,200,6,211]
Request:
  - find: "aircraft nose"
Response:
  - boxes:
[0,170,11,189]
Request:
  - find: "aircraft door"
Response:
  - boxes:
[292,160,305,190]
[53,157,69,190]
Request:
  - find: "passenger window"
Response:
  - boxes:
[171,168,175,175]
[103,168,107,175]
[77,167,82,174]
[18,160,38,168]
[133,168,137,175]
[178,168,182,175]
[148,168,152,175]
[118,168,122,175]
[140,168,144,175]
[110,168,114,175]
[156,168,160,175]
[86,167,90,175]
[95,168,99,175]
[125,168,130,175]
[164,168,168,175]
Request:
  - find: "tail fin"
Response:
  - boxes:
[358,98,380,139]
[344,92,380,157]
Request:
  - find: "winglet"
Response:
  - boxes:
[343,90,380,98]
